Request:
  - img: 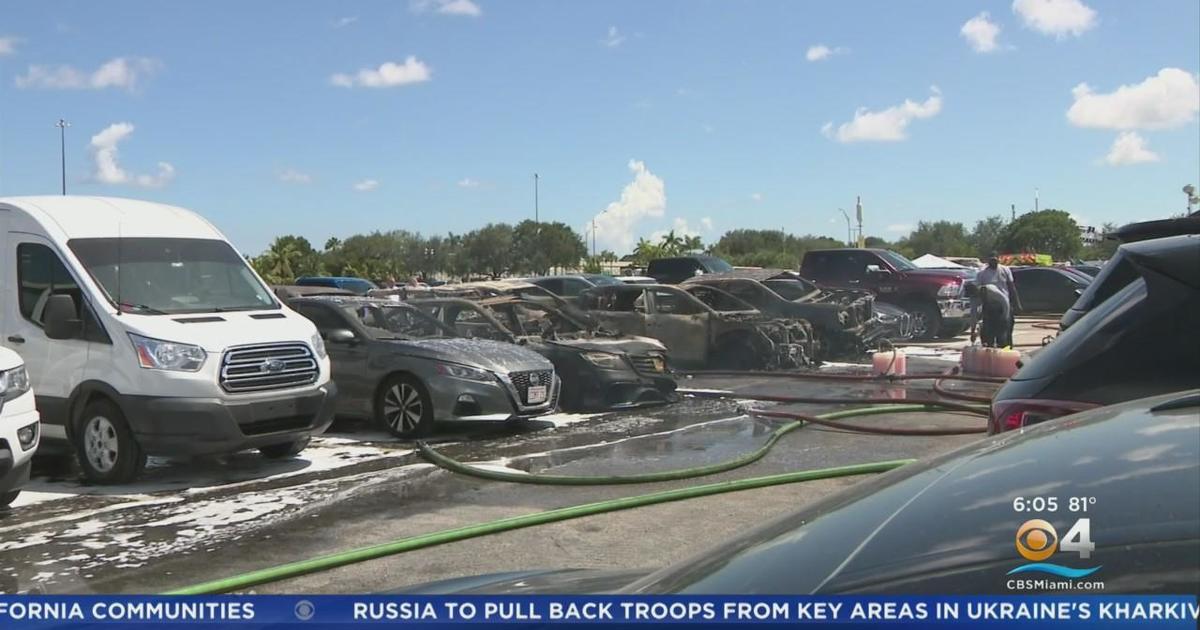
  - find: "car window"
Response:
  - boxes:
[1078,256,1139,310]
[17,242,86,325]
[560,278,589,297]
[584,289,646,313]
[764,279,817,300]
[293,303,351,332]
[722,281,770,307]
[344,303,451,339]
[1014,268,1054,291]
[684,286,750,312]
[701,257,734,273]
[651,289,702,314]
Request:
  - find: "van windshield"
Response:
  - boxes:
[69,238,278,314]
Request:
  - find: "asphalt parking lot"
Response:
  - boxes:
[0,326,1042,595]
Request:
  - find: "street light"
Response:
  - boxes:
[55,118,71,195]
[1184,184,1198,213]
[837,208,853,246]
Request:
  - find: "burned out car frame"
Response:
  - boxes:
[410,296,677,412]
[578,283,815,370]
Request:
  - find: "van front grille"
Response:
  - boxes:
[220,342,318,393]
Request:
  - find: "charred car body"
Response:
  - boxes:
[680,269,898,358]
[287,296,559,437]
[411,296,677,412]
[579,283,815,370]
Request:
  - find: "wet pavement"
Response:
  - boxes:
[0,330,1025,595]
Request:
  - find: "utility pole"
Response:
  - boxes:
[591,217,597,259]
[1011,203,1016,222]
[838,208,852,246]
[855,195,865,248]
[56,118,71,195]
[533,173,539,223]
[1034,187,1039,213]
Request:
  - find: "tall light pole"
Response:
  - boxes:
[855,195,865,248]
[837,208,852,246]
[1184,184,1197,213]
[533,173,540,223]
[56,118,71,195]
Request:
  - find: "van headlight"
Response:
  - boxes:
[435,363,494,383]
[311,332,327,359]
[128,333,207,372]
[0,365,30,402]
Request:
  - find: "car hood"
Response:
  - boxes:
[116,309,318,352]
[902,268,974,280]
[545,335,667,356]
[381,337,553,374]
[396,568,651,595]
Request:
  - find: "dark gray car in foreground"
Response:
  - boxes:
[405,390,1200,594]
[288,296,558,437]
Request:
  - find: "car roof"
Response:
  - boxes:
[627,389,1200,594]
[0,195,225,241]
[682,268,804,283]
[1120,234,1200,289]
[289,295,410,308]
[1109,214,1200,244]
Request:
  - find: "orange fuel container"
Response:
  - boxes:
[872,350,907,376]
[961,346,1020,377]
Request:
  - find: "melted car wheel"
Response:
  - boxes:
[376,374,434,438]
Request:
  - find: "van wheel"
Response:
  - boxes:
[907,302,942,340]
[375,374,434,438]
[75,399,147,485]
[259,436,310,459]
[0,491,19,507]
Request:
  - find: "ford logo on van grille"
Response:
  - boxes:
[259,359,287,374]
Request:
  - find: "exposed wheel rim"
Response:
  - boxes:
[383,383,423,433]
[84,416,119,473]
[910,311,930,337]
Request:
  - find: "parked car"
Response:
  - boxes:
[295,276,378,296]
[990,235,1199,433]
[0,196,337,483]
[528,274,623,299]
[411,297,676,411]
[646,255,735,284]
[681,269,876,358]
[618,276,657,285]
[1010,266,1091,313]
[271,285,356,300]
[1068,264,1102,277]
[405,390,1200,594]
[800,248,971,340]
[0,347,39,507]
[579,284,815,369]
[288,296,559,437]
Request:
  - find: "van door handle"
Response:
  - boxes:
[7,335,25,344]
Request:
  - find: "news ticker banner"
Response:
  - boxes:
[0,595,1197,629]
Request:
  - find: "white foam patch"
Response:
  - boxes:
[538,413,603,428]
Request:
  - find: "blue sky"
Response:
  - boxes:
[1,0,1197,255]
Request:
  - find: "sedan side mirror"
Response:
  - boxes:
[43,294,82,340]
[324,328,357,345]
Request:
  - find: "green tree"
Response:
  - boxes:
[323,231,406,280]
[631,238,663,266]
[1080,222,1119,260]
[462,223,515,279]
[894,221,973,258]
[968,216,1006,258]
[710,229,842,269]
[996,209,1082,260]
[681,234,703,253]
[323,237,341,252]
[863,236,892,248]
[251,235,323,284]
[512,221,587,275]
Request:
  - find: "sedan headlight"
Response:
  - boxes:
[435,363,495,383]
[582,351,626,369]
[937,281,962,297]
[129,333,207,372]
[0,365,30,402]
[310,332,327,359]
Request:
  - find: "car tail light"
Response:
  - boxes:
[989,398,1101,434]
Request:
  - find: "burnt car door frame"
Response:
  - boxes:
[643,286,713,364]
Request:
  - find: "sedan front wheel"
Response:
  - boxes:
[375,374,435,438]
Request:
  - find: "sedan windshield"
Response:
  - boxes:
[341,303,455,340]
[69,237,277,314]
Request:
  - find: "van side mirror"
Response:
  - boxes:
[865,264,890,277]
[43,294,82,340]
[324,329,357,345]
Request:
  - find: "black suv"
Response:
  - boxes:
[646,255,734,284]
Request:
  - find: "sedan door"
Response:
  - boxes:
[292,302,373,415]
[645,288,710,364]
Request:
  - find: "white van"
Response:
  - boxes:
[0,196,338,483]
[0,346,39,505]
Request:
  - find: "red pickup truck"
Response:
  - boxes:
[799,248,973,339]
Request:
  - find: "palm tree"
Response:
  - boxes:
[682,235,703,253]
[633,238,662,265]
[658,230,685,256]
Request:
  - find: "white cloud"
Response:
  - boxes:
[411,0,482,17]
[457,177,480,188]
[1067,68,1200,130]
[353,179,379,192]
[1012,0,1097,38]
[649,217,712,245]
[590,160,667,253]
[806,44,847,62]
[279,169,313,184]
[331,57,432,88]
[1104,132,1161,166]
[750,192,763,202]
[886,224,913,233]
[700,217,714,232]
[823,86,943,142]
[961,12,1002,53]
[0,36,19,56]
[602,26,625,48]
[701,123,715,134]
[15,57,160,91]
[333,16,358,28]
[89,123,175,188]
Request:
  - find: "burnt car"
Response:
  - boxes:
[411,296,677,412]
[990,234,1199,433]
[406,389,1200,594]
[681,269,882,358]
[578,283,815,370]
[527,274,624,300]
[272,284,356,300]
[288,296,559,438]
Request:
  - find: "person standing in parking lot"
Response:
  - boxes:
[974,253,1022,347]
